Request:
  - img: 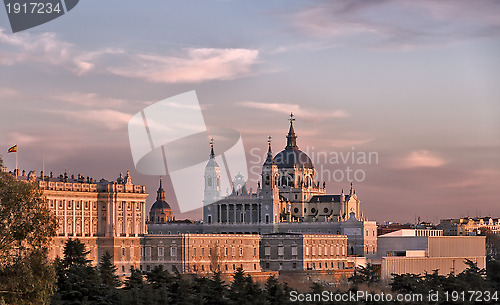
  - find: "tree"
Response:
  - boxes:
[0,157,57,304]
[52,238,103,304]
[146,264,172,289]
[98,251,120,288]
[124,266,144,290]
[264,275,284,305]
[348,263,380,287]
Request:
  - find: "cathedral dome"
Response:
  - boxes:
[273,113,314,169]
[273,148,313,169]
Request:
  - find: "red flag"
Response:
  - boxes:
[8,145,17,153]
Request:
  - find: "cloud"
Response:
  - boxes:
[291,0,500,49]
[238,101,349,120]
[397,150,447,168]
[0,28,122,75]
[51,92,125,108]
[48,109,132,131]
[0,28,260,83]
[107,48,259,83]
[328,138,374,148]
[7,132,40,145]
[0,87,20,100]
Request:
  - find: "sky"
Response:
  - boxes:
[0,0,499,224]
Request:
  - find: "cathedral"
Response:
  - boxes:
[149,115,377,257]
[202,115,363,225]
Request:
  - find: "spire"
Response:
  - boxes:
[209,137,215,159]
[285,112,298,149]
[349,182,354,195]
[264,136,274,165]
[157,177,166,201]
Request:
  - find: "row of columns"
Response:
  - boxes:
[216,203,262,224]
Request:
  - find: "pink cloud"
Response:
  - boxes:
[238,101,349,120]
[398,150,447,168]
[0,27,122,75]
[51,92,125,108]
[107,48,259,83]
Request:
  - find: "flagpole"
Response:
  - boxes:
[15,148,18,179]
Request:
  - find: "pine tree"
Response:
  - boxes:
[52,238,103,304]
[99,251,120,288]
[264,275,284,305]
[228,267,246,303]
[124,266,144,290]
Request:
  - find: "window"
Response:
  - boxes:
[253,248,257,256]
[293,262,297,269]
[122,266,125,272]
[254,264,257,270]
[279,263,282,270]
[147,265,151,271]
[171,247,177,257]
[158,247,164,257]
[232,247,236,257]
[265,246,270,256]
[201,248,205,256]
[208,215,212,224]
[146,247,151,257]
[278,246,284,256]
[193,248,197,256]
[305,247,309,256]
[240,248,243,256]
[265,262,270,269]
[291,246,297,256]
[312,247,316,256]
[121,247,125,257]
[265,214,269,223]
[225,247,228,256]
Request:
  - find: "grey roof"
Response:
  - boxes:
[309,195,349,203]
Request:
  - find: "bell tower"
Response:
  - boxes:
[260,136,280,224]
[203,139,221,224]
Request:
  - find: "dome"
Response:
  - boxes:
[151,198,171,210]
[272,113,314,169]
[273,148,314,169]
[150,178,171,211]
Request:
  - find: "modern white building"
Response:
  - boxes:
[373,229,486,281]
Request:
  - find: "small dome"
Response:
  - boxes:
[150,178,171,211]
[151,198,171,210]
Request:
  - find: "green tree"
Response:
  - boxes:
[98,251,120,288]
[348,263,380,287]
[145,265,172,289]
[228,267,246,304]
[0,157,57,304]
[124,266,144,290]
[264,275,284,305]
[52,238,103,304]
